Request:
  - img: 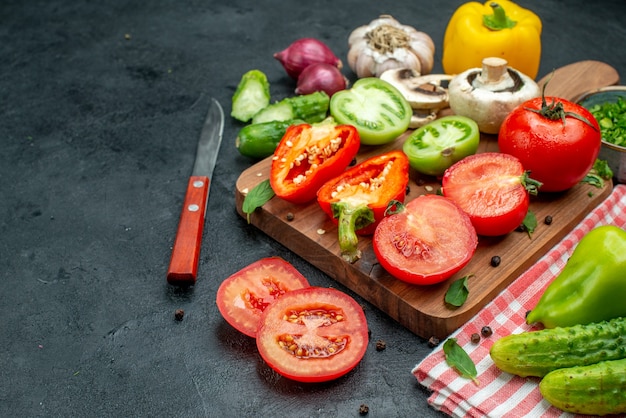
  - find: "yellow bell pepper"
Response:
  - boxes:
[442,1,542,79]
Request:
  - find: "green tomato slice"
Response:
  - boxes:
[402,115,480,176]
[330,78,412,145]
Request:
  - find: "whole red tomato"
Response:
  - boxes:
[498,96,601,192]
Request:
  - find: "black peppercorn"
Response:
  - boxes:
[544,215,553,225]
[285,212,294,221]
[174,309,185,321]
[481,326,493,338]
[490,255,501,267]
[427,336,440,348]
[470,333,481,344]
[375,339,386,351]
[359,404,369,415]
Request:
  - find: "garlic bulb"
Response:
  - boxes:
[347,15,435,79]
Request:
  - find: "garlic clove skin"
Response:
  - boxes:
[351,45,376,78]
[448,57,541,134]
[347,14,435,79]
[409,32,435,74]
[374,49,421,78]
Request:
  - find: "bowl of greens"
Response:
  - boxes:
[577,86,626,183]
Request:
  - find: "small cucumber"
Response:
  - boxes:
[252,91,329,124]
[540,358,626,416]
[252,101,295,124]
[489,317,626,377]
[231,69,271,123]
[287,91,329,122]
[236,120,303,159]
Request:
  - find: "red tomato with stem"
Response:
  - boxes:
[442,152,541,236]
[256,287,369,383]
[498,95,601,192]
[216,257,310,338]
[373,194,478,285]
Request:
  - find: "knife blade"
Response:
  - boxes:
[167,97,224,286]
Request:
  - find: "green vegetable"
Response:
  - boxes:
[242,179,275,223]
[443,338,479,385]
[526,225,626,328]
[236,119,304,159]
[540,358,626,416]
[490,316,626,377]
[402,115,480,176]
[582,158,614,187]
[330,77,412,145]
[252,91,329,124]
[445,275,472,307]
[589,96,626,146]
[231,70,271,123]
[519,210,537,238]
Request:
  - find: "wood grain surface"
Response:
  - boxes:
[234,61,619,340]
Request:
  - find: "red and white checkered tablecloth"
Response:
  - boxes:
[412,184,626,418]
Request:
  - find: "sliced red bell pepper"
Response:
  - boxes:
[317,150,410,263]
[270,120,360,204]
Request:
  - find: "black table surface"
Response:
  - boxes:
[2,1,625,417]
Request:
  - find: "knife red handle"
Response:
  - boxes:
[167,175,209,286]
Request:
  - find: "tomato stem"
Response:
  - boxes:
[331,202,375,263]
[521,171,542,195]
[526,72,598,130]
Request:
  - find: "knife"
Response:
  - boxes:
[167,97,224,286]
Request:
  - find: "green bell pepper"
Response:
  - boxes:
[526,225,626,328]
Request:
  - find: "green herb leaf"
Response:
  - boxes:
[445,274,472,307]
[582,159,614,188]
[443,338,479,385]
[521,210,537,238]
[242,179,275,223]
[589,97,626,146]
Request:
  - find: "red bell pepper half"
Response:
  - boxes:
[269,120,360,204]
[317,150,410,263]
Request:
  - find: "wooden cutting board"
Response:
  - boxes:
[234,60,619,340]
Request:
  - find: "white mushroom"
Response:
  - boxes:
[409,108,438,129]
[448,57,541,134]
[380,68,452,110]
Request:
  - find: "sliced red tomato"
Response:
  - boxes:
[442,152,541,236]
[216,257,310,338]
[256,287,368,383]
[373,194,477,285]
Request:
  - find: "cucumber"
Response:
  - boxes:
[231,69,271,123]
[287,91,329,122]
[252,101,295,124]
[489,317,626,377]
[252,91,329,124]
[540,358,626,415]
[235,120,303,159]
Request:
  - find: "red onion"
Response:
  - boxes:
[274,38,342,79]
[295,63,348,97]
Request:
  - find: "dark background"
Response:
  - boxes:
[2,1,625,416]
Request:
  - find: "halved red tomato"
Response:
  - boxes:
[256,287,369,383]
[373,194,477,285]
[441,152,541,236]
[216,257,310,338]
